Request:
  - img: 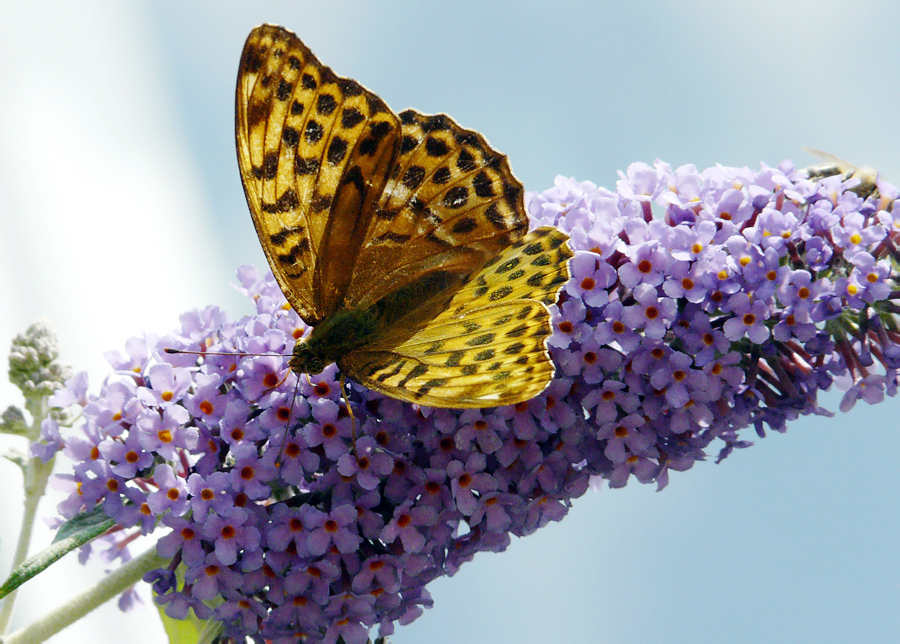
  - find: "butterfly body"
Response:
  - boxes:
[291,268,461,374]
[237,25,572,407]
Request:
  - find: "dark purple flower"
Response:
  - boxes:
[305,504,363,556]
[147,464,190,516]
[723,293,771,344]
[336,437,394,490]
[201,507,259,566]
[380,501,438,554]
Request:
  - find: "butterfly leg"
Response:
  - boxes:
[338,373,359,455]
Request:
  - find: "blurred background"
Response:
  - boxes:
[1,1,899,642]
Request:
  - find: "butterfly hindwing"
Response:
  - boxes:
[339,300,554,407]
[448,227,573,309]
[339,228,572,406]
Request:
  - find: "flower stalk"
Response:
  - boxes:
[0,320,70,634]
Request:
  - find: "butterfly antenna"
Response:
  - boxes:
[166,346,298,392]
[164,348,291,359]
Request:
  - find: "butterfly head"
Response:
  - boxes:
[289,340,325,376]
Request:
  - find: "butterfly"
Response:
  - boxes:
[235,24,572,408]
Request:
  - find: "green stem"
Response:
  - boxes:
[1,547,167,644]
[0,398,53,633]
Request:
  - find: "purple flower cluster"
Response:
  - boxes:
[35,159,900,641]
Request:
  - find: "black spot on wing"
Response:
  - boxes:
[484,203,506,230]
[276,79,293,101]
[473,171,495,198]
[301,73,317,90]
[317,94,337,115]
[432,167,451,184]
[270,225,305,246]
[417,378,447,397]
[425,136,450,157]
[457,147,476,172]
[466,333,495,347]
[372,231,411,244]
[253,151,279,180]
[311,193,332,212]
[277,237,310,264]
[262,189,300,214]
[296,157,321,175]
[504,324,528,338]
[327,137,348,164]
[398,364,429,387]
[403,166,426,190]
[282,126,300,147]
[375,358,405,383]
[442,186,468,209]
[341,108,365,129]
[343,165,366,194]
[451,217,477,234]
[243,47,264,74]
[305,120,324,144]
[400,135,418,154]
[339,78,364,97]
[359,119,394,155]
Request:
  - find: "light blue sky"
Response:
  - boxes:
[1,1,898,642]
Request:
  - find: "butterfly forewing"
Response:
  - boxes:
[236,25,402,324]
[343,109,530,310]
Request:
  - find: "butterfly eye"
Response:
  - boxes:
[289,343,324,375]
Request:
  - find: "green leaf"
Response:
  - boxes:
[154,562,222,644]
[0,506,115,599]
[51,505,115,543]
[156,602,213,644]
